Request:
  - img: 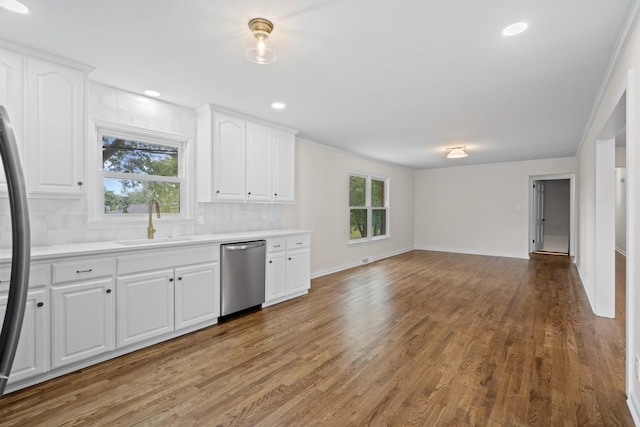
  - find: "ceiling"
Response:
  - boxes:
[0,0,635,169]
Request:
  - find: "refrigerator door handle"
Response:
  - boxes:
[0,105,31,396]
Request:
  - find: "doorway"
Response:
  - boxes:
[529,174,576,257]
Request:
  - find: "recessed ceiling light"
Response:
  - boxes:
[143,90,161,97]
[271,102,286,110]
[502,22,528,36]
[0,0,30,14]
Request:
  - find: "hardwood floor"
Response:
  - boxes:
[0,250,633,426]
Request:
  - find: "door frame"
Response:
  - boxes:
[528,174,576,256]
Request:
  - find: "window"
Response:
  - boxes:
[98,128,186,217]
[349,173,389,242]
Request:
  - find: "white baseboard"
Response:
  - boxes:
[574,261,597,315]
[629,392,640,426]
[311,247,414,279]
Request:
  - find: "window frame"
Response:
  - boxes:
[348,172,390,244]
[87,120,192,225]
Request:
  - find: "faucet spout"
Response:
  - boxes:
[147,199,160,239]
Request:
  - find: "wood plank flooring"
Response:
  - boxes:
[0,250,633,426]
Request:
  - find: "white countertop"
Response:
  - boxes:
[0,229,313,263]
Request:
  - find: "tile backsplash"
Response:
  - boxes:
[0,83,284,249]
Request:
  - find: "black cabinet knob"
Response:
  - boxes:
[178,277,182,281]
[269,260,273,264]
[288,257,292,261]
[77,181,83,186]
[106,289,112,294]
[37,302,44,307]
[169,277,174,282]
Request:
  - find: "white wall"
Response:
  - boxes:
[616,168,628,254]
[414,157,577,259]
[544,179,571,237]
[282,140,415,277]
[576,5,640,420]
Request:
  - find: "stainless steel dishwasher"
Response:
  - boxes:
[220,240,266,316]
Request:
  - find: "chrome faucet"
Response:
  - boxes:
[147,199,160,239]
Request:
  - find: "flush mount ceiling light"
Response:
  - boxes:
[446,146,468,159]
[502,22,528,36]
[0,0,30,14]
[246,18,276,64]
[271,102,286,109]
[143,90,161,97]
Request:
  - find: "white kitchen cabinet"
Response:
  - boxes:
[175,262,220,329]
[116,244,219,346]
[51,277,115,369]
[273,129,295,202]
[0,49,25,194]
[212,113,246,201]
[26,57,89,198]
[245,121,273,201]
[0,289,48,384]
[196,104,297,203]
[264,234,311,306]
[117,269,174,348]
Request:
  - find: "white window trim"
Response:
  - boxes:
[348,171,390,244]
[87,119,193,225]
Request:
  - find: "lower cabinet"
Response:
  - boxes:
[0,289,48,384]
[116,269,175,348]
[175,263,220,329]
[265,234,311,305]
[51,277,116,369]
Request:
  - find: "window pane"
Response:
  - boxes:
[372,209,386,237]
[350,208,368,239]
[102,136,178,177]
[104,178,180,214]
[371,179,385,207]
[349,175,366,207]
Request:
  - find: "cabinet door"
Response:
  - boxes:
[213,113,245,201]
[0,289,48,383]
[287,248,311,294]
[175,262,219,329]
[27,58,85,197]
[0,49,25,194]
[117,270,174,348]
[245,121,272,201]
[266,252,286,302]
[52,278,115,369]
[273,129,295,202]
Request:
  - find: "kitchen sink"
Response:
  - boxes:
[115,236,197,246]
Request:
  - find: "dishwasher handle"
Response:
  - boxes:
[223,241,266,251]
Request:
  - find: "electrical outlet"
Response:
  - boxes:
[361,257,370,264]
[636,354,640,382]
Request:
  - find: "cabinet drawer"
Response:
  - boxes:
[117,245,218,275]
[286,234,310,250]
[266,239,286,252]
[0,264,50,292]
[52,258,115,284]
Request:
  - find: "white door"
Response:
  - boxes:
[175,263,219,329]
[51,278,115,368]
[213,113,245,200]
[534,180,545,252]
[117,270,174,348]
[266,251,286,301]
[287,249,311,294]
[245,121,272,201]
[273,130,295,202]
[27,58,85,197]
[0,289,48,383]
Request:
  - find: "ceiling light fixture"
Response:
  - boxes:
[143,90,161,97]
[446,146,468,159]
[271,102,285,109]
[502,22,528,36]
[0,0,30,14]
[246,18,276,65]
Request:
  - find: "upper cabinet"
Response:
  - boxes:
[0,43,93,199]
[196,104,297,203]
